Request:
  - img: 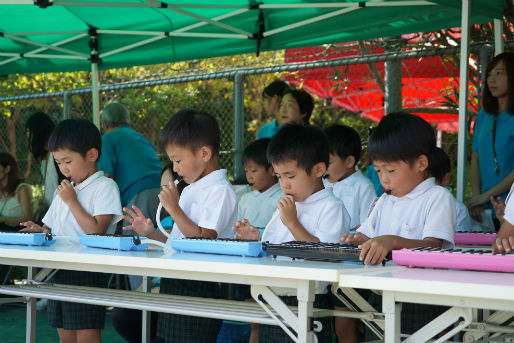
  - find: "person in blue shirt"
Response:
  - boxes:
[469,52,514,230]
[98,102,162,228]
[257,80,290,139]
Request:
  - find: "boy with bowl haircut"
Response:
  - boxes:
[234,124,350,342]
[21,118,122,343]
[123,109,237,342]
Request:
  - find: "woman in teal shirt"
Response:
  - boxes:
[469,52,514,229]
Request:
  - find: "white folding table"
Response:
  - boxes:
[0,241,391,343]
[339,266,514,342]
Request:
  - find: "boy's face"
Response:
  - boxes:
[243,159,276,193]
[373,157,428,197]
[325,153,355,183]
[278,93,305,126]
[263,94,280,116]
[165,143,209,184]
[53,148,98,184]
[273,159,325,202]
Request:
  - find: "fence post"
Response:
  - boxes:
[62,91,71,120]
[233,72,245,182]
[384,38,402,115]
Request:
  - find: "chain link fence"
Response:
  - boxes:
[2,41,512,203]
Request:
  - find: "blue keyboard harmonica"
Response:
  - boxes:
[171,237,266,257]
[0,232,55,246]
[79,234,148,251]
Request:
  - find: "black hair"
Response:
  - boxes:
[48,118,102,159]
[242,138,272,169]
[324,125,362,165]
[160,163,188,195]
[0,152,22,196]
[282,89,314,123]
[430,147,451,183]
[25,111,55,161]
[368,112,435,165]
[159,109,220,156]
[267,124,329,174]
[262,80,289,98]
[483,52,514,115]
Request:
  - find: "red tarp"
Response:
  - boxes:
[284,43,473,132]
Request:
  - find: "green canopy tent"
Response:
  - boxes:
[0,0,507,203]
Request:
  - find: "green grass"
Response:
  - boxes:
[0,302,125,343]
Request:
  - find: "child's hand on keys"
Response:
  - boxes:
[19,221,44,233]
[277,195,298,228]
[232,219,261,241]
[122,205,155,236]
[340,232,369,245]
[57,179,77,205]
[358,235,395,265]
[492,235,514,253]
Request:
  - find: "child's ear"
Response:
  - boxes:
[344,155,356,169]
[86,148,99,162]
[199,146,212,162]
[417,154,429,172]
[312,162,327,178]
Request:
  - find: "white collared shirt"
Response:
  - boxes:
[357,177,456,248]
[43,171,122,237]
[324,169,376,228]
[238,183,283,228]
[168,169,237,241]
[503,182,514,225]
[263,188,349,244]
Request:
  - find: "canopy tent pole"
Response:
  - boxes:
[456,0,471,203]
[91,61,100,128]
[233,72,245,182]
[494,18,504,54]
[89,29,101,128]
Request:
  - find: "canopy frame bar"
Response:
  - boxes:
[98,30,247,39]
[1,32,89,58]
[264,7,359,38]
[144,0,253,38]
[0,33,88,66]
[260,1,436,8]
[99,35,168,59]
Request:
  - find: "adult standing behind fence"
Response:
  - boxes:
[469,52,514,230]
[256,80,290,139]
[25,112,64,215]
[98,102,162,230]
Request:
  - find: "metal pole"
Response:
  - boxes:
[456,0,471,203]
[494,18,504,55]
[91,62,100,128]
[384,38,402,115]
[62,91,71,120]
[233,72,245,182]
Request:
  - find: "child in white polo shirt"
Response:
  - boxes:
[122,109,237,343]
[238,138,283,229]
[342,112,456,339]
[21,118,122,343]
[234,124,350,342]
[493,182,514,252]
[323,125,376,231]
[323,125,377,343]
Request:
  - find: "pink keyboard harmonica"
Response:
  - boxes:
[392,247,514,273]
[454,232,497,245]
